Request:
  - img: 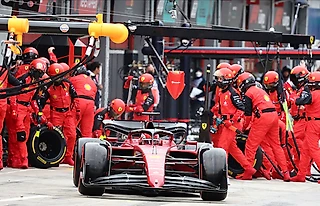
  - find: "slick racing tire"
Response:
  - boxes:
[78,142,108,196]
[73,138,102,187]
[228,136,263,178]
[27,126,66,169]
[199,148,228,201]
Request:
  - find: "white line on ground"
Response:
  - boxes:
[0,195,51,202]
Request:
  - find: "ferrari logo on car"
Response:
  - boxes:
[202,123,207,130]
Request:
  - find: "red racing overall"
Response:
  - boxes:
[41,79,78,165]
[128,90,155,121]
[216,85,254,173]
[92,108,111,138]
[292,84,320,182]
[243,85,289,181]
[70,74,97,137]
[13,75,37,168]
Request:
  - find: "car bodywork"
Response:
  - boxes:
[78,120,228,200]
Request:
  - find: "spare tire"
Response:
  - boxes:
[228,136,263,178]
[27,125,66,169]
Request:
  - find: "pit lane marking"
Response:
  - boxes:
[0,195,51,202]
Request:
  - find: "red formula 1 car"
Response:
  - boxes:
[73,120,228,201]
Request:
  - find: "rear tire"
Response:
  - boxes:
[73,138,102,187]
[27,126,66,169]
[78,142,108,196]
[199,148,228,201]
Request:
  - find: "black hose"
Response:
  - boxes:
[285,130,299,172]
[0,54,94,98]
[261,149,284,178]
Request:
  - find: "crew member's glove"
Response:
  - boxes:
[93,130,100,138]
[215,117,223,127]
[126,105,143,113]
[210,126,217,134]
[47,122,54,130]
[243,116,252,132]
[36,112,47,124]
[124,76,134,89]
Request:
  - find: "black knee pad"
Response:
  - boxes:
[17,131,26,142]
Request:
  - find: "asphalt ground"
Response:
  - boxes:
[0,165,319,206]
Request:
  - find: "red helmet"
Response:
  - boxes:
[109,98,125,119]
[39,57,50,69]
[60,63,70,71]
[214,68,234,88]
[48,63,64,77]
[291,66,309,78]
[230,64,244,78]
[263,71,279,89]
[216,62,231,70]
[22,47,39,62]
[308,72,320,83]
[139,73,154,90]
[236,72,256,92]
[308,72,320,89]
[30,58,46,73]
[291,65,309,87]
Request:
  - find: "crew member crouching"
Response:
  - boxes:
[126,73,155,121]
[92,99,125,138]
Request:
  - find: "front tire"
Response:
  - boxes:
[73,138,102,187]
[199,148,228,201]
[78,142,108,196]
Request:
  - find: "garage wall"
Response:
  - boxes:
[107,52,125,102]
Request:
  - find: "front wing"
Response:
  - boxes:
[82,174,226,193]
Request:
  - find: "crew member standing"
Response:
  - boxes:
[126,73,155,121]
[36,63,79,166]
[0,67,21,169]
[236,72,290,181]
[92,99,126,138]
[87,61,102,109]
[291,72,320,182]
[11,58,47,169]
[262,71,287,121]
[70,66,97,137]
[213,68,256,177]
[287,66,310,171]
